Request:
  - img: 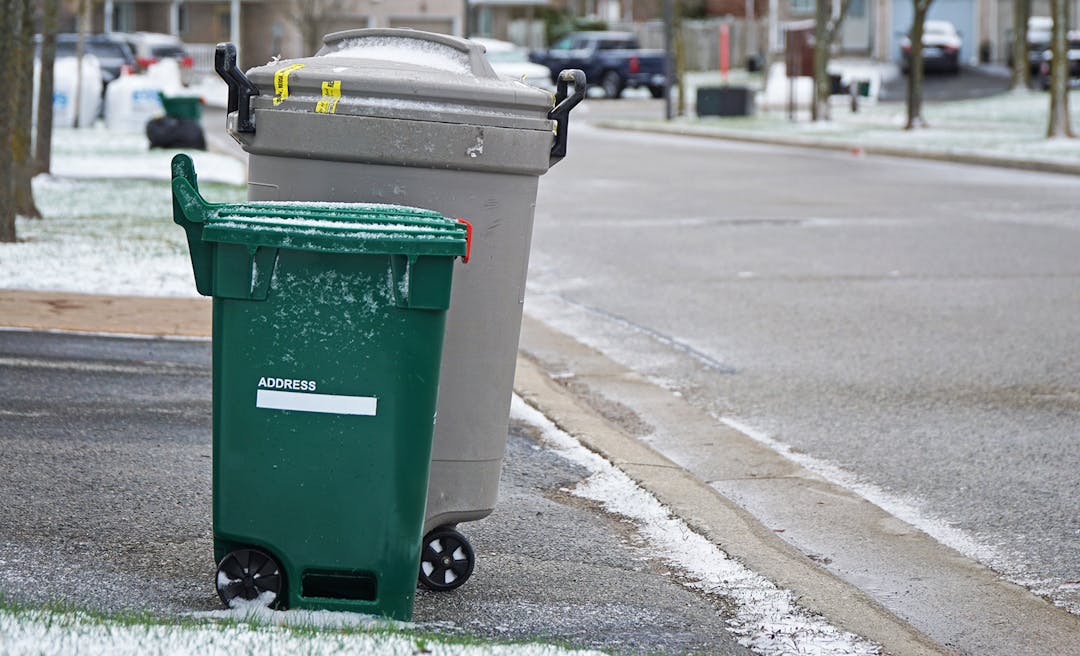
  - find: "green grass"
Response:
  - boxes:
[0,594,612,656]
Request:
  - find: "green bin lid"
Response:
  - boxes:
[171,154,469,259]
[202,200,470,258]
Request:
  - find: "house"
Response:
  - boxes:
[56,0,1066,72]
[61,0,469,70]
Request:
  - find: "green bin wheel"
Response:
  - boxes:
[216,548,283,608]
[418,527,475,591]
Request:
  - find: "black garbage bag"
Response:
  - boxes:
[147,116,206,150]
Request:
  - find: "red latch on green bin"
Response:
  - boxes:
[456,219,472,263]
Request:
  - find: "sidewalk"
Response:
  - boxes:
[605,68,1080,176]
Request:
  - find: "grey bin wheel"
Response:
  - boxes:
[418,527,475,591]
[216,548,283,608]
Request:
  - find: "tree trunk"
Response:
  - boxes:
[36,0,59,175]
[0,0,19,242]
[73,0,89,128]
[1009,0,1031,90]
[812,0,831,121]
[292,0,347,56]
[812,0,853,121]
[1046,0,1073,137]
[674,1,686,117]
[905,1,931,129]
[15,0,40,219]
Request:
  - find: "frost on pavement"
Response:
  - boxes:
[510,394,881,656]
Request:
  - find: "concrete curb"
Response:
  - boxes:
[515,315,1080,656]
[593,119,1080,177]
[512,353,948,656]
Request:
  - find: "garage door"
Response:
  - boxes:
[891,0,976,65]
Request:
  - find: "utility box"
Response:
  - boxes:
[784,21,815,78]
[696,86,754,117]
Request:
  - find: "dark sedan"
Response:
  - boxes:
[1037,32,1080,89]
[54,33,138,85]
[900,20,962,74]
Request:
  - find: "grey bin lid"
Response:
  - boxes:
[244,29,555,132]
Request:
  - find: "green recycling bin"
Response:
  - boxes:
[159,92,203,120]
[171,154,470,620]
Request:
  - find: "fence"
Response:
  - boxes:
[611,18,769,71]
[187,43,217,78]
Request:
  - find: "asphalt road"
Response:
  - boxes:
[522,123,1080,621]
[0,330,747,655]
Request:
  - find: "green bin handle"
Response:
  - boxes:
[171,154,216,296]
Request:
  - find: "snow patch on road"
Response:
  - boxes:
[511,394,881,656]
[718,415,1006,568]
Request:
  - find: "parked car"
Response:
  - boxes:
[1036,31,1080,89]
[471,37,555,92]
[900,20,962,74]
[117,32,195,85]
[53,33,138,85]
[529,31,667,98]
[1006,16,1052,75]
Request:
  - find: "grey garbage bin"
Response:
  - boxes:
[214,30,585,591]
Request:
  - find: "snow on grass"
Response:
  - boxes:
[0,175,243,296]
[610,88,1080,166]
[51,125,244,184]
[0,126,246,296]
[0,604,606,656]
[510,395,881,656]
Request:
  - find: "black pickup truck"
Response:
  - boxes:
[529,31,667,98]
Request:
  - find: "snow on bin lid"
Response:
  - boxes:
[243,28,554,131]
[204,201,470,258]
[174,172,469,258]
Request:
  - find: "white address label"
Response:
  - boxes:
[256,389,378,416]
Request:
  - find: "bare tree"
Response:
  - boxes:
[1009,0,1031,90]
[15,0,40,219]
[1046,0,1073,137]
[0,0,19,243]
[674,0,687,116]
[811,0,854,121]
[905,0,934,129]
[36,0,60,175]
[291,0,347,56]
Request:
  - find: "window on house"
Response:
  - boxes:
[789,0,814,14]
[271,23,283,58]
[114,1,135,32]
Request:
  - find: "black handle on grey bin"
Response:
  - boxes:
[214,43,259,133]
[548,69,586,166]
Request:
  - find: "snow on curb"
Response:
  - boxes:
[510,394,881,656]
